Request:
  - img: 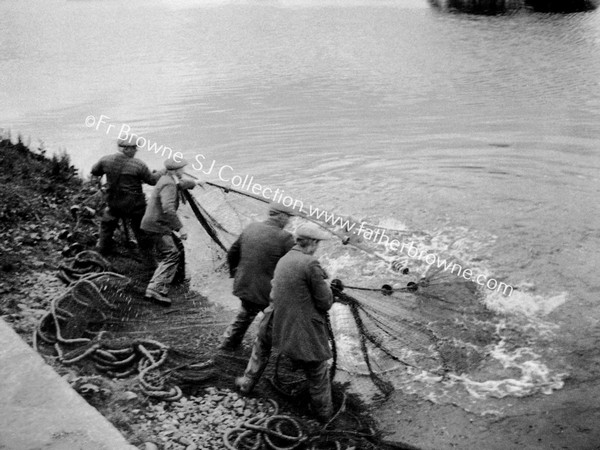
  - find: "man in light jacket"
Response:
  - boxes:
[141,158,195,305]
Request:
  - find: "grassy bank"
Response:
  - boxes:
[0,136,96,337]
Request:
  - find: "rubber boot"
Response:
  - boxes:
[97,215,118,255]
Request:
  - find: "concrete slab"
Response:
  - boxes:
[0,319,137,450]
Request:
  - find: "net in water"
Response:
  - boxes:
[185,182,499,402]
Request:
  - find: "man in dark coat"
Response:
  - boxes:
[91,135,161,256]
[219,202,295,350]
[270,223,334,423]
[141,158,195,305]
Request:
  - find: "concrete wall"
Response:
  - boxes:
[0,319,137,450]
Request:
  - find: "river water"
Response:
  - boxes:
[2,0,600,413]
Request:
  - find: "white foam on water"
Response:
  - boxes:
[484,285,568,317]
[372,217,412,232]
[389,320,567,410]
[449,340,567,399]
[388,222,568,321]
[319,219,570,411]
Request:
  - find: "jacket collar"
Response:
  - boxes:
[264,217,285,229]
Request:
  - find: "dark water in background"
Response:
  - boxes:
[2,0,600,406]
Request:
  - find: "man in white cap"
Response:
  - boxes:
[219,202,295,350]
[91,135,161,257]
[238,222,334,423]
[141,157,196,305]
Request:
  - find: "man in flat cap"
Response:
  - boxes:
[141,158,196,305]
[219,201,295,350]
[269,222,334,423]
[91,135,161,257]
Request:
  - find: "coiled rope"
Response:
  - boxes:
[223,399,305,450]
[33,254,208,401]
[223,393,383,450]
[227,415,305,450]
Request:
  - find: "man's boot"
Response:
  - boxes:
[144,288,172,306]
[97,217,118,255]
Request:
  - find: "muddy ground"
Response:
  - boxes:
[2,139,599,449]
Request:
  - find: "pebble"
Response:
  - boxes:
[135,387,276,450]
[123,391,138,401]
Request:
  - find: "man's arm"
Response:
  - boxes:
[308,260,333,312]
[160,183,183,231]
[178,179,196,191]
[90,159,104,178]
[140,164,163,186]
[89,175,103,189]
[227,237,242,278]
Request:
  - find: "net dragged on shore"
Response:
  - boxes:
[35,181,497,406]
[185,182,495,401]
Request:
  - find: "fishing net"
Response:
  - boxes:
[185,182,268,247]
[183,182,500,404]
[326,271,497,400]
[37,181,505,408]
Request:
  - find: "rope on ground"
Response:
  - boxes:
[34,251,213,401]
[57,250,113,284]
[137,340,182,401]
[223,399,306,450]
[223,393,384,450]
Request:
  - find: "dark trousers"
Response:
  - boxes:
[221,299,266,349]
[294,359,333,422]
[97,206,151,254]
[242,307,333,422]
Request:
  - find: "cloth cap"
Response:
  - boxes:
[117,135,139,148]
[165,158,188,170]
[295,223,330,241]
[269,201,294,216]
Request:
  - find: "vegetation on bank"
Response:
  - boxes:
[0,135,83,254]
[0,136,97,335]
